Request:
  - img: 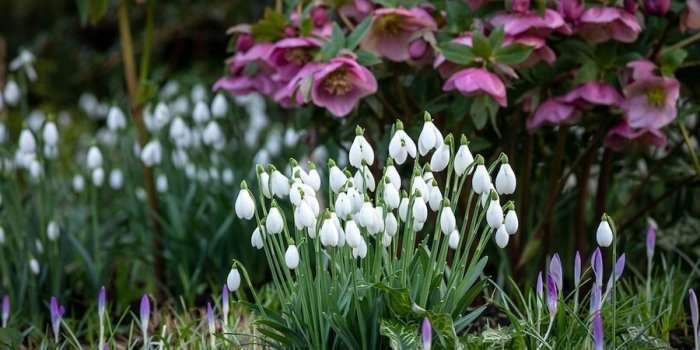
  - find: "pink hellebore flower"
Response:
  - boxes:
[578,7,641,43]
[621,60,680,130]
[433,34,473,78]
[443,68,507,107]
[682,0,700,32]
[604,121,667,150]
[274,63,322,107]
[311,56,377,117]
[214,43,279,96]
[504,35,556,67]
[558,0,585,22]
[362,7,437,62]
[339,0,374,22]
[489,9,571,37]
[268,37,322,83]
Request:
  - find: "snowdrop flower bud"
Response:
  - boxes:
[334,193,352,219]
[430,142,450,172]
[383,180,400,210]
[193,101,211,124]
[504,209,518,234]
[412,195,428,223]
[440,203,456,234]
[596,215,613,248]
[352,238,367,259]
[347,187,363,213]
[270,169,290,198]
[454,136,474,176]
[495,225,509,248]
[235,182,255,220]
[42,121,59,146]
[486,194,504,229]
[418,112,444,156]
[203,121,224,150]
[251,227,264,249]
[354,166,375,192]
[296,202,315,229]
[47,221,60,241]
[86,146,103,170]
[140,140,162,167]
[428,185,442,212]
[399,196,409,222]
[258,169,272,199]
[358,202,375,228]
[385,213,398,236]
[345,220,362,248]
[19,129,36,154]
[305,165,321,191]
[266,207,284,234]
[448,230,460,249]
[371,207,385,235]
[320,215,339,247]
[472,158,491,195]
[411,175,430,201]
[107,106,127,131]
[3,80,20,106]
[72,174,85,192]
[226,267,241,292]
[385,162,401,190]
[156,174,168,193]
[349,127,374,168]
[329,163,346,193]
[211,93,228,118]
[92,168,105,187]
[388,121,416,165]
[28,160,42,180]
[495,156,516,195]
[169,117,188,141]
[0,227,5,244]
[285,245,300,269]
[109,169,123,189]
[29,258,40,274]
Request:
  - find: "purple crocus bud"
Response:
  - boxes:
[50,296,65,342]
[643,0,670,15]
[98,286,106,319]
[614,254,626,281]
[690,289,698,343]
[549,254,563,292]
[592,311,604,350]
[103,345,110,350]
[222,285,229,326]
[421,317,432,350]
[546,274,558,318]
[591,248,604,287]
[590,285,602,314]
[574,251,582,287]
[207,302,215,335]
[139,294,150,335]
[536,272,544,299]
[646,224,656,261]
[2,295,9,328]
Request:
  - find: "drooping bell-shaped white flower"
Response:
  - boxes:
[596,216,613,248]
[226,268,241,292]
[383,180,400,210]
[440,205,456,234]
[86,146,103,170]
[156,174,168,193]
[296,201,315,229]
[47,221,60,241]
[92,168,105,187]
[472,162,491,195]
[454,137,474,176]
[107,106,127,131]
[495,162,516,195]
[251,227,264,249]
[270,170,290,198]
[369,207,385,235]
[305,166,321,191]
[505,209,518,235]
[211,93,228,118]
[285,245,300,269]
[398,196,409,222]
[345,220,362,248]
[495,225,509,248]
[320,217,339,247]
[289,182,304,207]
[428,185,443,212]
[202,121,225,150]
[72,174,85,192]
[385,163,401,190]
[412,195,428,223]
[42,121,59,146]
[448,230,460,250]
[388,121,416,165]
[266,207,284,234]
[418,113,444,156]
[354,166,375,192]
[349,127,374,168]
[28,160,42,180]
[352,238,368,259]
[334,192,352,219]
[411,176,430,201]
[381,232,392,247]
[331,213,346,247]
[259,171,272,199]
[29,258,40,275]
[329,165,346,193]
[193,101,211,124]
[430,143,450,172]
[140,140,162,167]
[358,202,375,229]
[169,117,189,142]
[486,196,504,229]
[109,168,123,190]
[3,80,20,106]
[346,187,363,213]
[385,212,398,236]
[152,102,171,130]
[18,129,36,154]
[235,185,256,220]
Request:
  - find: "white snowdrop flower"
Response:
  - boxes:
[412,218,425,232]
[109,169,124,189]
[169,117,190,144]
[382,232,392,247]
[152,102,171,130]
[171,95,190,116]
[47,221,60,241]
[335,192,352,219]
[495,225,509,248]
[91,168,105,187]
[202,121,224,150]
[346,187,363,213]
[428,186,443,212]
[320,217,339,247]
[156,175,168,193]
[135,187,146,201]
[345,220,362,248]
[133,141,142,158]
[472,162,491,195]
[28,111,46,132]
[354,166,375,192]
[289,182,304,207]
[43,144,58,159]
[29,258,40,275]
[266,207,284,234]
[430,143,450,172]
[3,80,20,106]
[358,202,375,229]
[251,227,264,249]
[331,214,346,246]
[226,268,241,292]
[305,167,321,191]
[42,121,59,146]
[0,123,7,144]
[295,202,315,229]
[0,226,5,244]
[385,164,401,190]
[107,106,127,131]
[385,213,398,236]
[596,217,613,248]
[193,101,210,124]
[412,196,428,223]
[19,129,36,154]
[411,176,430,201]
[440,206,456,235]
[388,122,416,165]
[270,170,290,198]
[505,210,518,235]
[284,128,301,147]
[285,245,300,269]
[211,93,228,118]
[329,165,347,193]
[222,168,234,184]
[28,160,42,180]
[398,196,409,222]
[72,174,85,192]
[9,50,37,81]
[191,84,207,102]
[368,207,384,235]
[480,184,495,208]
[349,128,374,168]
[140,140,162,167]
[418,114,444,156]
[448,230,460,249]
[259,171,272,199]
[235,186,256,220]
[495,162,516,195]
[352,238,367,259]
[160,80,179,98]
[486,198,504,229]
[454,139,474,176]
[383,181,400,210]
[86,146,103,170]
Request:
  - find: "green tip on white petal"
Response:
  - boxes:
[355,126,364,135]
[327,159,336,168]
[423,111,432,122]
[475,155,485,165]
[489,190,498,201]
[240,180,248,190]
[289,158,298,167]
[442,198,451,207]
[499,153,509,163]
[395,120,404,130]
[445,133,454,145]
[460,134,469,145]
[386,157,394,166]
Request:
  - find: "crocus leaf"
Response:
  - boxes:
[493,44,533,66]
[437,42,475,65]
[347,16,372,51]
[0,328,22,348]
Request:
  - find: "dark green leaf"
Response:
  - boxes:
[317,23,346,60]
[493,44,533,66]
[0,328,22,348]
[574,59,598,85]
[659,48,687,75]
[437,42,475,65]
[471,31,492,59]
[489,27,505,48]
[379,319,420,350]
[347,16,373,50]
[88,0,109,25]
[357,49,382,66]
[251,8,288,42]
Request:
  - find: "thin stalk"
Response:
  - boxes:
[679,122,700,176]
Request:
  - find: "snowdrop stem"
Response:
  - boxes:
[253,210,288,299]
[230,260,263,313]
[91,185,101,281]
[610,216,618,349]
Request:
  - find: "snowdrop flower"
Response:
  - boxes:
[354,165,375,192]
[259,169,272,198]
[28,160,42,180]
[140,140,162,167]
[596,215,613,247]
[29,258,40,274]
[495,156,516,195]
[388,121,416,165]
[358,202,376,229]
[328,162,347,193]
[471,158,491,194]
[18,129,36,154]
[251,227,264,249]
[383,179,400,209]
[47,221,60,241]
[418,112,444,156]
[109,169,123,189]
[504,208,518,234]
[72,175,85,193]
[385,162,401,190]
[347,187,363,213]
[304,165,321,191]
[295,202,315,229]
[412,195,428,223]
[320,215,339,247]
[86,146,103,170]
[440,203,456,234]
[226,268,241,292]
[448,230,460,249]
[285,245,300,269]
[156,174,168,193]
[169,117,190,146]
[270,169,290,198]
[222,168,234,185]
[92,168,105,187]
[352,238,367,259]
[486,194,504,229]
[428,184,442,212]
[9,50,37,81]
[454,136,474,176]
[42,121,59,146]
[430,141,450,172]
[335,192,352,219]
[349,127,374,168]
[191,84,207,102]
[28,110,46,132]
[3,80,20,106]
[266,207,284,234]
[495,225,509,248]
[385,213,398,237]
[193,101,211,124]
[411,174,430,200]
[43,145,58,159]
[107,106,127,131]
[203,121,225,150]
[381,232,392,247]
[211,93,228,118]
[0,123,7,144]
[399,196,409,221]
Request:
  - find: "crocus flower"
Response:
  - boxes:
[592,248,603,287]
[592,311,604,350]
[50,296,65,342]
[603,120,668,150]
[646,223,656,261]
[2,295,9,327]
[643,0,670,15]
[590,284,602,313]
[546,274,558,318]
[98,286,106,319]
[578,7,641,43]
[574,251,582,287]
[222,285,229,327]
[620,60,680,130]
[549,254,563,292]
[682,0,700,32]
[207,302,215,335]
[362,7,437,62]
[443,68,507,107]
[614,254,626,281]
[536,272,544,299]
[214,43,278,97]
[690,289,698,348]
[268,38,322,82]
[421,317,432,350]
[140,294,150,338]
[310,56,377,117]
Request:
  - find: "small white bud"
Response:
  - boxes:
[285,245,300,269]
[3,80,21,106]
[596,219,613,248]
[211,93,229,118]
[19,129,36,154]
[430,143,450,172]
[486,199,504,229]
[399,197,409,222]
[270,170,290,198]
[346,187,363,213]
[385,165,401,190]
[385,213,398,236]
[352,238,367,259]
[381,232,392,247]
[226,268,241,292]
[454,144,474,176]
[91,168,105,187]
[305,168,321,191]
[383,183,400,210]
[495,225,509,248]
[428,186,443,212]
[72,174,85,192]
[440,206,456,235]
[505,210,518,235]
[495,163,516,195]
[266,207,284,234]
[156,174,168,193]
[109,169,124,189]
[47,221,60,241]
[345,220,362,248]
[140,140,162,167]
[334,193,352,220]
[29,258,40,275]
[107,106,127,131]
[42,122,59,146]
[448,230,460,250]
[349,134,374,168]
[235,189,256,220]
[86,146,103,170]
[329,166,347,193]
[412,197,428,223]
[472,164,491,194]
[251,227,264,249]
[320,218,339,247]
[260,172,272,198]
[193,101,211,124]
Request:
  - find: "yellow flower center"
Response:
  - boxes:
[284,48,312,65]
[323,69,352,96]
[645,87,665,108]
[376,14,405,35]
